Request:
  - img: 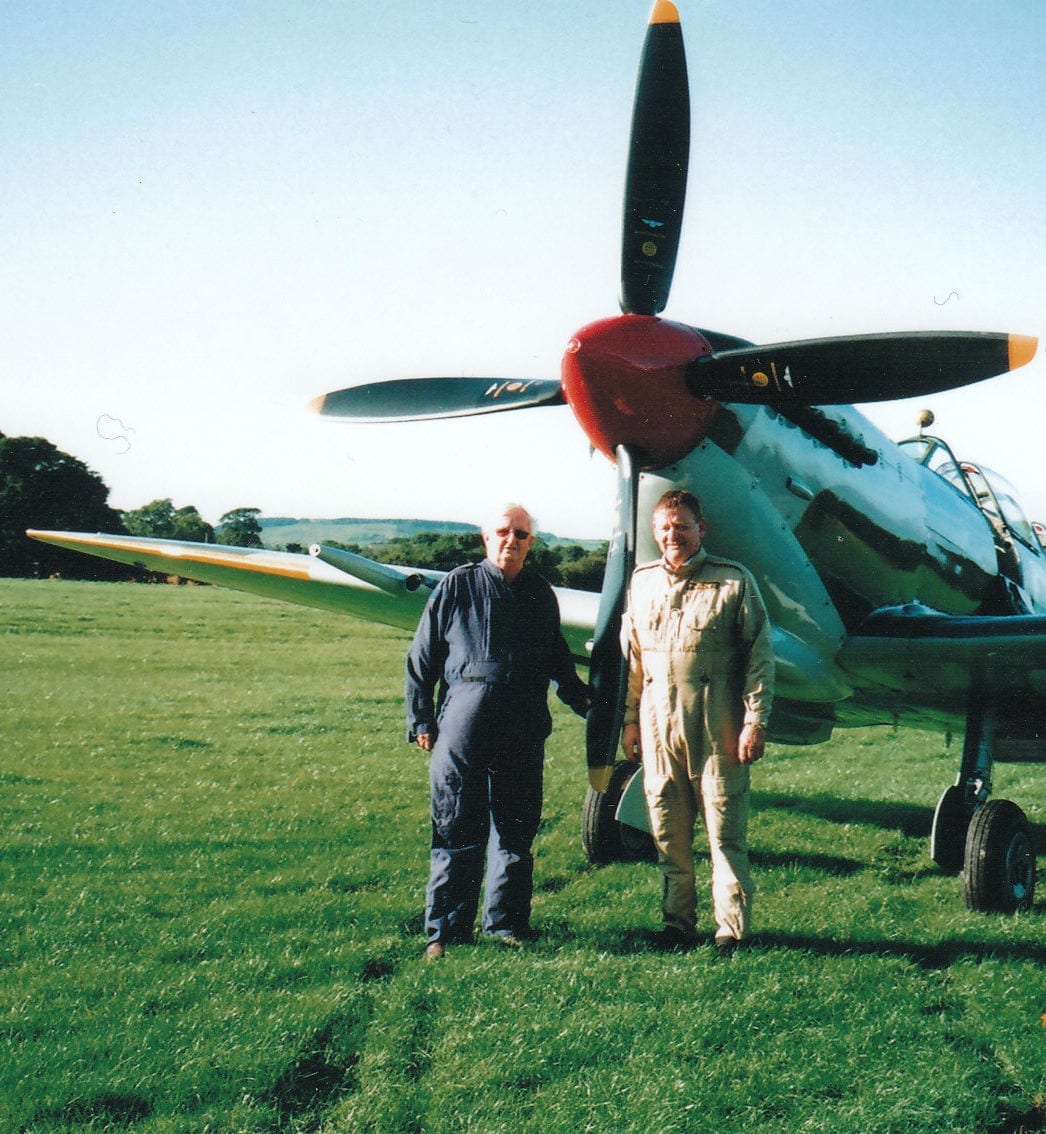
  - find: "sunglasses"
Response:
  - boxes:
[494,527,532,540]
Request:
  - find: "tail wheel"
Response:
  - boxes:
[581,760,657,865]
[962,799,1036,913]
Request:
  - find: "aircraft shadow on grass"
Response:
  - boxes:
[753,790,1046,856]
[753,790,933,838]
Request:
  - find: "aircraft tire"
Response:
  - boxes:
[930,785,970,874]
[962,799,1036,913]
[581,761,657,865]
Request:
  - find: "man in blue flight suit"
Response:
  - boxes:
[406,504,590,958]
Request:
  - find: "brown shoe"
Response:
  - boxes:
[425,941,445,960]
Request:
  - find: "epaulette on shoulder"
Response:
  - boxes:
[702,553,751,579]
[632,559,662,576]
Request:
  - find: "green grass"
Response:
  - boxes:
[2,578,1044,1133]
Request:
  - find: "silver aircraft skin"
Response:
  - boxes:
[28,1,1042,913]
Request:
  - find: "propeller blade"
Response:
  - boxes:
[688,331,1038,405]
[310,377,564,422]
[620,0,690,317]
[586,445,640,782]
[693,327,756,353]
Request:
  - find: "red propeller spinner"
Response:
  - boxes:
[561,315,717,470]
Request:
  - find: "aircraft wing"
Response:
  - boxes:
[25,530,600,660]
[839,603,1046,712]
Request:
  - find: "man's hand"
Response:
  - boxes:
[621,723,642,763]
[416,733,433,752]
[738,722,766,765]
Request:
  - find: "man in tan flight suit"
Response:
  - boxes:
[620,489,774,955]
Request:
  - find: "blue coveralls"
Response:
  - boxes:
[406,559,589,944]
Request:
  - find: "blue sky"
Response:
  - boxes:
[3,1,1044,539]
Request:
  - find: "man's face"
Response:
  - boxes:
[483,507,534,580]
[653,505,704,568]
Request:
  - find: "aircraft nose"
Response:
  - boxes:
[560,314,718,469]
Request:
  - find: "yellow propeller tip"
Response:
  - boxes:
[307,394,327,415]
[1009,334,1039,372]
[650,0,680,25]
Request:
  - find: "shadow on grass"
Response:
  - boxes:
[987,1098,1046,1134]
[267,1039,359,1129]
[28,1091,153,1129]
[754,789,934,837]
[755,790,1046,854]
[750,848,865,876]
[746,931,1046,970]
[578,925,1046,969]
[263,991,376,1128]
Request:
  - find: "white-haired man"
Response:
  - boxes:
[407,504,590,958]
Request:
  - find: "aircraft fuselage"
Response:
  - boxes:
[573,364,1046,742]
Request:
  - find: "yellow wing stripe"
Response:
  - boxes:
[26,531,312,581]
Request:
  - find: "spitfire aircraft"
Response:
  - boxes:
[30,1,1042,914]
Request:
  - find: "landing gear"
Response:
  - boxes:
[930,784,972,874]
[963,800,1036,913]
[581,761,657,865]
[934,698,1037,912]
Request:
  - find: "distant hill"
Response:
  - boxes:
[259,517,480,549]
[259,517,603,550]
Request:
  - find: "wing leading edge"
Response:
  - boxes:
[25,530,599,661]
[840,603,1046,713]
[27,529,433,629]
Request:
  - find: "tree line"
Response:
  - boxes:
[0,433,608,590]
[326,532,607,591]
[0,434,263,578]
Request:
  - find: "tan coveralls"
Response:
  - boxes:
[622,550,774,941]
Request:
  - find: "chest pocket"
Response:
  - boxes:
[634,604,667,653]
[634,582,728,651]
[676,582,731,652]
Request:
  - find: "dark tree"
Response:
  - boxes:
[123,498,177,538]
[328,530,607,592]
[123,498,214,543]
[558,544,608,592]
[0,434,127,577]
[218,507,264,548]
[172,505,215,543]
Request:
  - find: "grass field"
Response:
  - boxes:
[2,578,1044,1133]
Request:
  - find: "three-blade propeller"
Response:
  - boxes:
[309,0,1038,777]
